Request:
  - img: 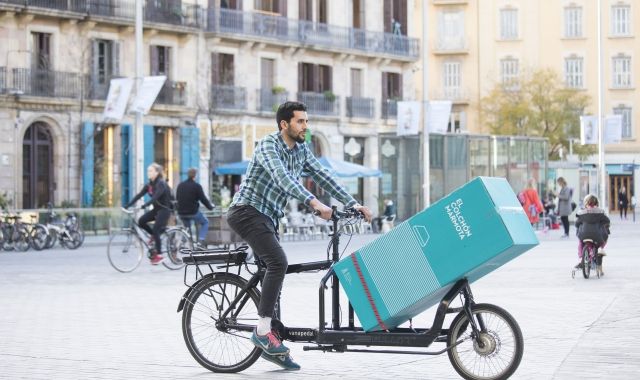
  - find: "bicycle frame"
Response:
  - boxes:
[179,206,481,355]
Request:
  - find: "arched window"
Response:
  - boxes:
[22,122,54,209]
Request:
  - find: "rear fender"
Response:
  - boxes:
[177,273,217,313]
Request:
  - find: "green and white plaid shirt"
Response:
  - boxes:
[230,132,357,224]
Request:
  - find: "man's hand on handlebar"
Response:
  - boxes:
[353,204,373,223]
[309,198,333,220]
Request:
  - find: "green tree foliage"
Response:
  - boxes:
[481,69,595,160]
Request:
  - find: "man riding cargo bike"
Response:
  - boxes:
[177,101,536,380]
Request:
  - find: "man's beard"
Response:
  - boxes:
[288,129,306,143]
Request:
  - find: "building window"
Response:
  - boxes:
[564,57,584,89]
[500,58,519,87]
[255,0,287,15]
[298,63,332,92]
[564,6,583,38]
[611,5,631,36]
[299,0,327,23]
[443,61,461,97]
[438,10,465,49]
[350,68,363,97]
[500,8,518,40]
[150,45,171,78]
[613,106,633,138]
[381,71,402,99]
[612,55,632,88]
[92,39,119,84]
[212,53,235,85]
[384,0,407,35]
[32,32,52,70]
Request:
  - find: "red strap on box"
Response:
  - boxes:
[350,253,388,331]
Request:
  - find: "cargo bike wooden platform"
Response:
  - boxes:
[177,207,524,380]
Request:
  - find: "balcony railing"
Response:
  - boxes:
[0,67,6,93]
[156,80,186,105]
[434,37,468,52]
[382,99,398,120]
[298,92,339,117]
[436,89,469,103]
[0,0,202,28]
[258,88,288,112]
[211,85,246,111]
[346,97,374,118]
[207,7,419,59]
[85,74,116,100]
[11,68,82,98]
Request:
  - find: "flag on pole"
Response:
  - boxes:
[579,115,598,145]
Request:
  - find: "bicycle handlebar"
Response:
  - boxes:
[313,207,363,221]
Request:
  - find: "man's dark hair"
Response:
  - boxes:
[276,101,307,130]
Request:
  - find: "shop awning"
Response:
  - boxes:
[316,157,382,178]
[214,161,250,175]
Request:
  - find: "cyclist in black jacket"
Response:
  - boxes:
[176,168,214,248]
[125,163,173,265]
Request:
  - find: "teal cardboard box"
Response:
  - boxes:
[334,177,539,332]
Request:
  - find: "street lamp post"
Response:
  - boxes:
[422,2,430,209]
[597,0,606,209]
[134,0,144,195]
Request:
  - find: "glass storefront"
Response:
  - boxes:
[379,133,548,221]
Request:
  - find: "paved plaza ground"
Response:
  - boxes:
[1,217,639,379]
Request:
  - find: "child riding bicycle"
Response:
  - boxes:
[574,194,610,276]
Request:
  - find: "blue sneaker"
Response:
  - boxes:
[250,329,290,355]
[261,352,301,371]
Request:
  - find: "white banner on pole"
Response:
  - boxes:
[604,114,623,144]
[579,115,598,145]
[103,78,134,121]
[428,100,452,133]
[130,75,167,115]
[396,101,421,136]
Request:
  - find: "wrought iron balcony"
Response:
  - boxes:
[0,0,202,28]
[206,7,419,59]
[85,74,115,100]
[258,88,288,113]
[11,68,82,98]
[382,99,398,120]
[435,88,470,103]
[434,37,468,53]
[156,80,186,106]
[211,85,246,111]
[346,97,375,118]
[298,92,339,117]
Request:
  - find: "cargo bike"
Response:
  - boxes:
[177,207,524,380]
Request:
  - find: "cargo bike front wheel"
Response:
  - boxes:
[447,303,524,380]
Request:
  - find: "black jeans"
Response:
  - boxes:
[227,205,286,318]
[560,215,570,235]
[139,207,171,253]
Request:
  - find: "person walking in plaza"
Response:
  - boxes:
[520,179,544,226]
[125,163,173,265]
[575,194,610,277]
[618,186,629,220]
[176,168,215,249]
[557,177,573,238]
[226,101,372,371]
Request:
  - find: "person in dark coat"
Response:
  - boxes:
[557,177,573,237]
[176,168,215,247]
[125,163,173,265]
[575,194,610,276]
[618,186,629,220]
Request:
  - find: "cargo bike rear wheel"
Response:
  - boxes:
[447,303,523,380]
[182,273,262,373]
